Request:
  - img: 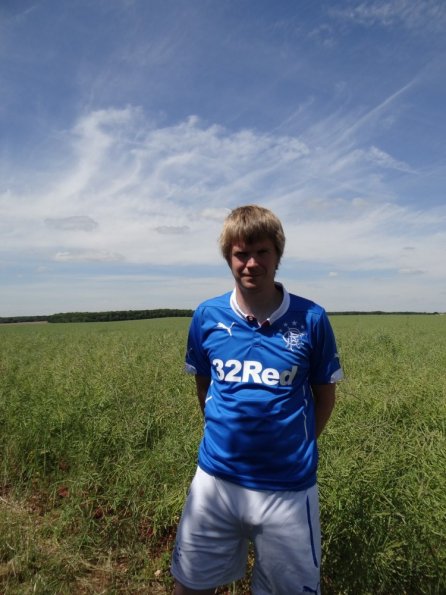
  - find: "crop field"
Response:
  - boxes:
[1,315,445,594]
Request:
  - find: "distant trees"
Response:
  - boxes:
[0,310,441,325]
[47,309,194,323]
[0,315,48,324]
[0,309,194,324]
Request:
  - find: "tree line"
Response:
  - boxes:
[0,309,194,324]
[0,309,440,325]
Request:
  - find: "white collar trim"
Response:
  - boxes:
[229,283,290,325]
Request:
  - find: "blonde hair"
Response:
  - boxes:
[220,205,285,265]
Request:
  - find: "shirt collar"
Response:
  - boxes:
[229,282,290,326]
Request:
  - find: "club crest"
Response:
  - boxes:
[280,322,307,352]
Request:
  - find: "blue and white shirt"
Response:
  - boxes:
[185,284,343,491]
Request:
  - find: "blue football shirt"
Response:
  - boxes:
[185,284,343,491]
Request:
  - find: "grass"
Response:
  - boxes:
[1,315,445,593]
[319,315,446,594]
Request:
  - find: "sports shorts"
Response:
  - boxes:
[171,466,321,594]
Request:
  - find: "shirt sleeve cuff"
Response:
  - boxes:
[184,363,197,374]
[330,368,344,383]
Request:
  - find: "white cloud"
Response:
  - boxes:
[1,105,445,313]
[4,111,445,265]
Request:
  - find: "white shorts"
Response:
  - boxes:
[171,467,321,594]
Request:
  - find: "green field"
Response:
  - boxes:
[1,315,445,594]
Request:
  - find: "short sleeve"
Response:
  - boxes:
[309,310,343,384]
[185,307,211,377]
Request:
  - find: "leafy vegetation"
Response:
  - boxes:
[1,315,445,593]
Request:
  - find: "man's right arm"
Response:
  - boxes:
[195,375,211,415]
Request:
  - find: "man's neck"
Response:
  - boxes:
[235,283,283,323]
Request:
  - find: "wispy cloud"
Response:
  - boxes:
[330,0,446,31]
[2,106,444,281]
[323,80,416,150]
[365,146,414,172]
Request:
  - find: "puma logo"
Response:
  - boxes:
[216,322,235,336]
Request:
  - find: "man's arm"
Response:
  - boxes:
[195,375,211,415]
[311,383,336,439]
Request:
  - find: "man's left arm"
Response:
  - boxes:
[311,383,336,439]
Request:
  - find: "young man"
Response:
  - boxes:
[172,205,343,595]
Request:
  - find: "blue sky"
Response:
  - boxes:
[1,0,445,315]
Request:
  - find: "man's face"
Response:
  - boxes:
[229,237,279,293]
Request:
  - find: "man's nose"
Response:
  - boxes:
[246,255,258,266]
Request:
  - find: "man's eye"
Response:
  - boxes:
[235,252,248,258]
